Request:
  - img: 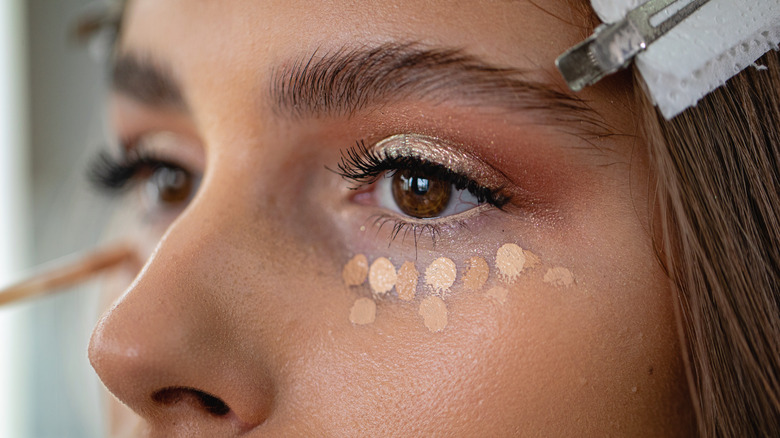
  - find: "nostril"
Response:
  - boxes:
[152,387,231,417]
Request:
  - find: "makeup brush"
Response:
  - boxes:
[0,243,137,307]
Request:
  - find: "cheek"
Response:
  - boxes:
[299,227,682,435]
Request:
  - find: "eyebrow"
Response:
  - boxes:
[111,43,612,137]
[270,43,612,137]
[111,53,187,110]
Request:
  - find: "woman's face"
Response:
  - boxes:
[89,0,694,436]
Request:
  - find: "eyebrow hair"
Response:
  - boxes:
[111,53,187,110]
[270,43,613,137]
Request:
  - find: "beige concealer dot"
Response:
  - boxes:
[396,261,419,301]
[496,243,526,283]
[342,254,368,286]
[418,296,448,332]
[523,250,541,269]
[349,297,376,325]
[425,257,457,293]
[369,257,397,295]
[485,286,509,305]
[463,257,489,291]
[544,267,575,287]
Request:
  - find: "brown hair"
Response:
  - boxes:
[639,50,780,436]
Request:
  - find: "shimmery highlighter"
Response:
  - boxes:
[349,297,377,325]
[369,257,397,295]
[396,261,419,301]
[496,243,526,284]
[418,296,448,332]
[463,257,489,291]
[343,254,368,286]
[544,267,575,287]
[424,257,457,293]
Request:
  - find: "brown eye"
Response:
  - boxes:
[145,166,194,206]
[391,170,452,218]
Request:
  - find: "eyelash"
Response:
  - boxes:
[335,140,509,205]
[88,149,189,192]
[89,140,508,245]
[333,140,511,243]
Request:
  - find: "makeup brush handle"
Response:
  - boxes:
[0,244,135,307]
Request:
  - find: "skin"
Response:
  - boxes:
[88,0,695,436]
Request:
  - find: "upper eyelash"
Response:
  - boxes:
[87,149,185,192]
[332,140,511,208]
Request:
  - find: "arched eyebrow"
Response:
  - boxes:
[111,53,187,111]
[111,43,612,137]
[270,43,611,137]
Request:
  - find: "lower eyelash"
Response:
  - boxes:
[369,213,474,252]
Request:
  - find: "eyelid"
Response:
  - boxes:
[124,131,206,173]
[373,134,510,193]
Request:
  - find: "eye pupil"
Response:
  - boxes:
[392,170,451,218]
[147,166,193,205]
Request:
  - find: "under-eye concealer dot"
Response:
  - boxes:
[396,262,418,301]
[418,296,448,332]
[349,297,376,325]
[544,267,575,287]
[425,257,457,293]
[496,243,526,283]
[485,286,509,305]
[463,257,489,291]
[369,257,397,295]
[523,250,541,269]
[343,254,368,286]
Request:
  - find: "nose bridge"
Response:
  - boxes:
[88,178,277,430]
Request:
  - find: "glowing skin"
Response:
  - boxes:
[88,0,695,436]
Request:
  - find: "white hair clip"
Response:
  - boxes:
[557,0,780,119]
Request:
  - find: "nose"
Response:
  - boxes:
[88,205,276,434]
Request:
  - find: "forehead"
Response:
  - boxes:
[119,0,590,80]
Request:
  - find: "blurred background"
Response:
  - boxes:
[0,0,115,436]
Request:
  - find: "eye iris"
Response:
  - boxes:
[147,166,193,205]
[391,170,452,218]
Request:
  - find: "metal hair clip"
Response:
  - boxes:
[556,0,711,91]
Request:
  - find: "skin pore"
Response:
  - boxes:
[88,0,695,436]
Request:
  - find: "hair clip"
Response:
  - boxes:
[558,0,780,119]
[556,0,711,92]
